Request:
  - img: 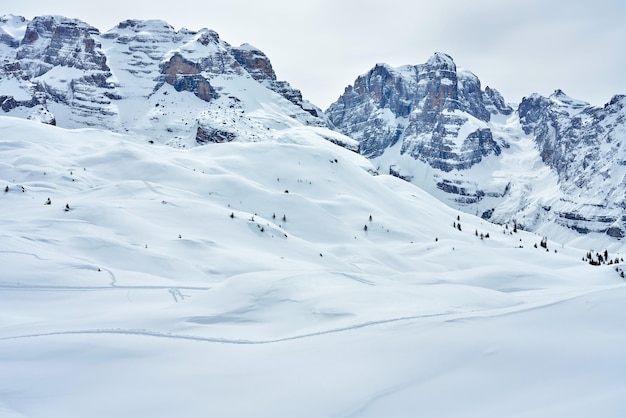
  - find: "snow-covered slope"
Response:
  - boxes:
[1,116,625,417]
[328,53,626,247]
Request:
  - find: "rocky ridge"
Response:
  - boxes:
[0,15,327,146]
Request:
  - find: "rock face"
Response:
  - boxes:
[519,91,626,238]
[0,15,325,137]
[327,53,509,170]
[328,53,626,244]
[161,53,217,101]
[17,15,108,73]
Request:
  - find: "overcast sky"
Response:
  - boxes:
[8,0,626,109]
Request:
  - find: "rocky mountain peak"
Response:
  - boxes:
[327,53,502,169]
[16,15,107,75]
[425,51,456,70]
[231,43,278,83]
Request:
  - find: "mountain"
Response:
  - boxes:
[327,53,626,246]
[0,15,354,149]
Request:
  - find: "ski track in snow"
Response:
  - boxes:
[0,250,49,261]
[1,284,621,346]
[0,282,210,292]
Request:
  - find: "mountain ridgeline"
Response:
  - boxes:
[1,15,625,245]
[0,15,328,147]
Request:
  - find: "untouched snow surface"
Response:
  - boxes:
[1,116,625,417]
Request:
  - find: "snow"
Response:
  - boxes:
[0,77,32,101]
[1,115,625,417]
[0,14,27,41]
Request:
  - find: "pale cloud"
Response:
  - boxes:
[7,0,625,109]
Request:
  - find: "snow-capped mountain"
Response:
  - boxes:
[0,15,342,149]
[328,53,626,246]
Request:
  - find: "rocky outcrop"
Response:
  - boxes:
[161,53,217,101]
[17,16,108,75]
[327,53,505,169]
[195,125,237,144]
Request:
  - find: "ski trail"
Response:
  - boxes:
[0,312,453,346]
[0,250,48,261]
[2,284,622,346]
[0,282,210,292]
[169,288,190,302]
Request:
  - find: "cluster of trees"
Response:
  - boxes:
[584,249,623,267]
[474,229,490,239]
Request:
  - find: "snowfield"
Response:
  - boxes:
[1,116,625,417]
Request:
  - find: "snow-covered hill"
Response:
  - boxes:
[328,53,626,246]
[1,116,625,417]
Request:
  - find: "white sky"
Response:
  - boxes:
[7,0,626,109]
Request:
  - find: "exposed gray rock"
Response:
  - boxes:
[518,91,626,238]
[17,16,108,74]
[160,53,217,101]
[196,125,236,144]
[327,53,503,169]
